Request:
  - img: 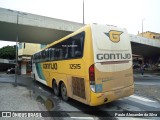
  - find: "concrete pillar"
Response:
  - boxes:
[21,62,26,74]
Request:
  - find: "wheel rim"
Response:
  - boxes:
[62,84,67,96]
[61,83,68,100]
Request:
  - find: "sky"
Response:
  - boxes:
[0,0,160,48]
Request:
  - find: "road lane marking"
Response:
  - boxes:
[117,117,150,120]
[71,117,95,120]
[130,95,156,102]
[123,95,160,108]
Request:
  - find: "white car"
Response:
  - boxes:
[6,68,15,74]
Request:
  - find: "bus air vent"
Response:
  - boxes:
[72,77,86,99]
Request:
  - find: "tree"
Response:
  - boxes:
[0,45,16,59]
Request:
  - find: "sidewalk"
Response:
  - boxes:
[0,83,49,119]
[0,72,53,119]
[0,83,42,111]
[0,72,60,119]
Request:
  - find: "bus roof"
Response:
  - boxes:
[33,24,126,55]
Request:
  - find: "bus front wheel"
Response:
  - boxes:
[61,82,68,101]
[53,80,59,96]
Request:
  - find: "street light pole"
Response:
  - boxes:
[8,10,27,87]
[14,14,19,87]
[83,0,85,24]
[142,19,145,37]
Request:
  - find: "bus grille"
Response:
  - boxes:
[72,77,86,99]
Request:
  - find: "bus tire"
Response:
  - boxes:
[61,82,68,101]
[53,80,59,96]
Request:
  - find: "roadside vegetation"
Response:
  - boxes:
[0,45,16,59]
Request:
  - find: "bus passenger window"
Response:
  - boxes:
[54,49,60,60]
[75,50,82,57]
[45,49,49,61]
[49,48,55,61]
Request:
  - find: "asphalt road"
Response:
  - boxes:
[134,74,160,85]
[0,73,160,120]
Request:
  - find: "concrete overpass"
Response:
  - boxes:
[130,35,160,57]
[0,7,160,57]
[0,7,84,44]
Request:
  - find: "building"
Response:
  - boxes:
[138,31,160,39]
[18,43,46,74]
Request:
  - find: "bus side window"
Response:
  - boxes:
[54,49,59,60]
[47,31,85,61]
[45,49,49,61]
[36,53,39,62]
[61,41,68,59]
[54,43,64,60]
[41,50,45,62]
[74,40,82,57]
[50,48,55,61]
[75,50,82,57]
[39,52,42,62]
[64,47,68,59]
[59,49,63,60]
[71,34,84,58]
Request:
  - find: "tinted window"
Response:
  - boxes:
[33,32,85,62]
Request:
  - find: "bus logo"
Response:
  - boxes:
[105,30,123,43]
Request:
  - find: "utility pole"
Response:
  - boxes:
[13,11,27,87]
[83,0,85,24]
[14,14,19,87]
[142,19,145,37]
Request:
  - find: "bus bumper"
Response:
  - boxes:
[89,84,134,106]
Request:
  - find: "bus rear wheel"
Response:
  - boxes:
[61,82,68,101]
[53,80,59,96]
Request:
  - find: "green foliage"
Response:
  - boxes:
[0,46,16,59]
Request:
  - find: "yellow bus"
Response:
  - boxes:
[31,24,134,106]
